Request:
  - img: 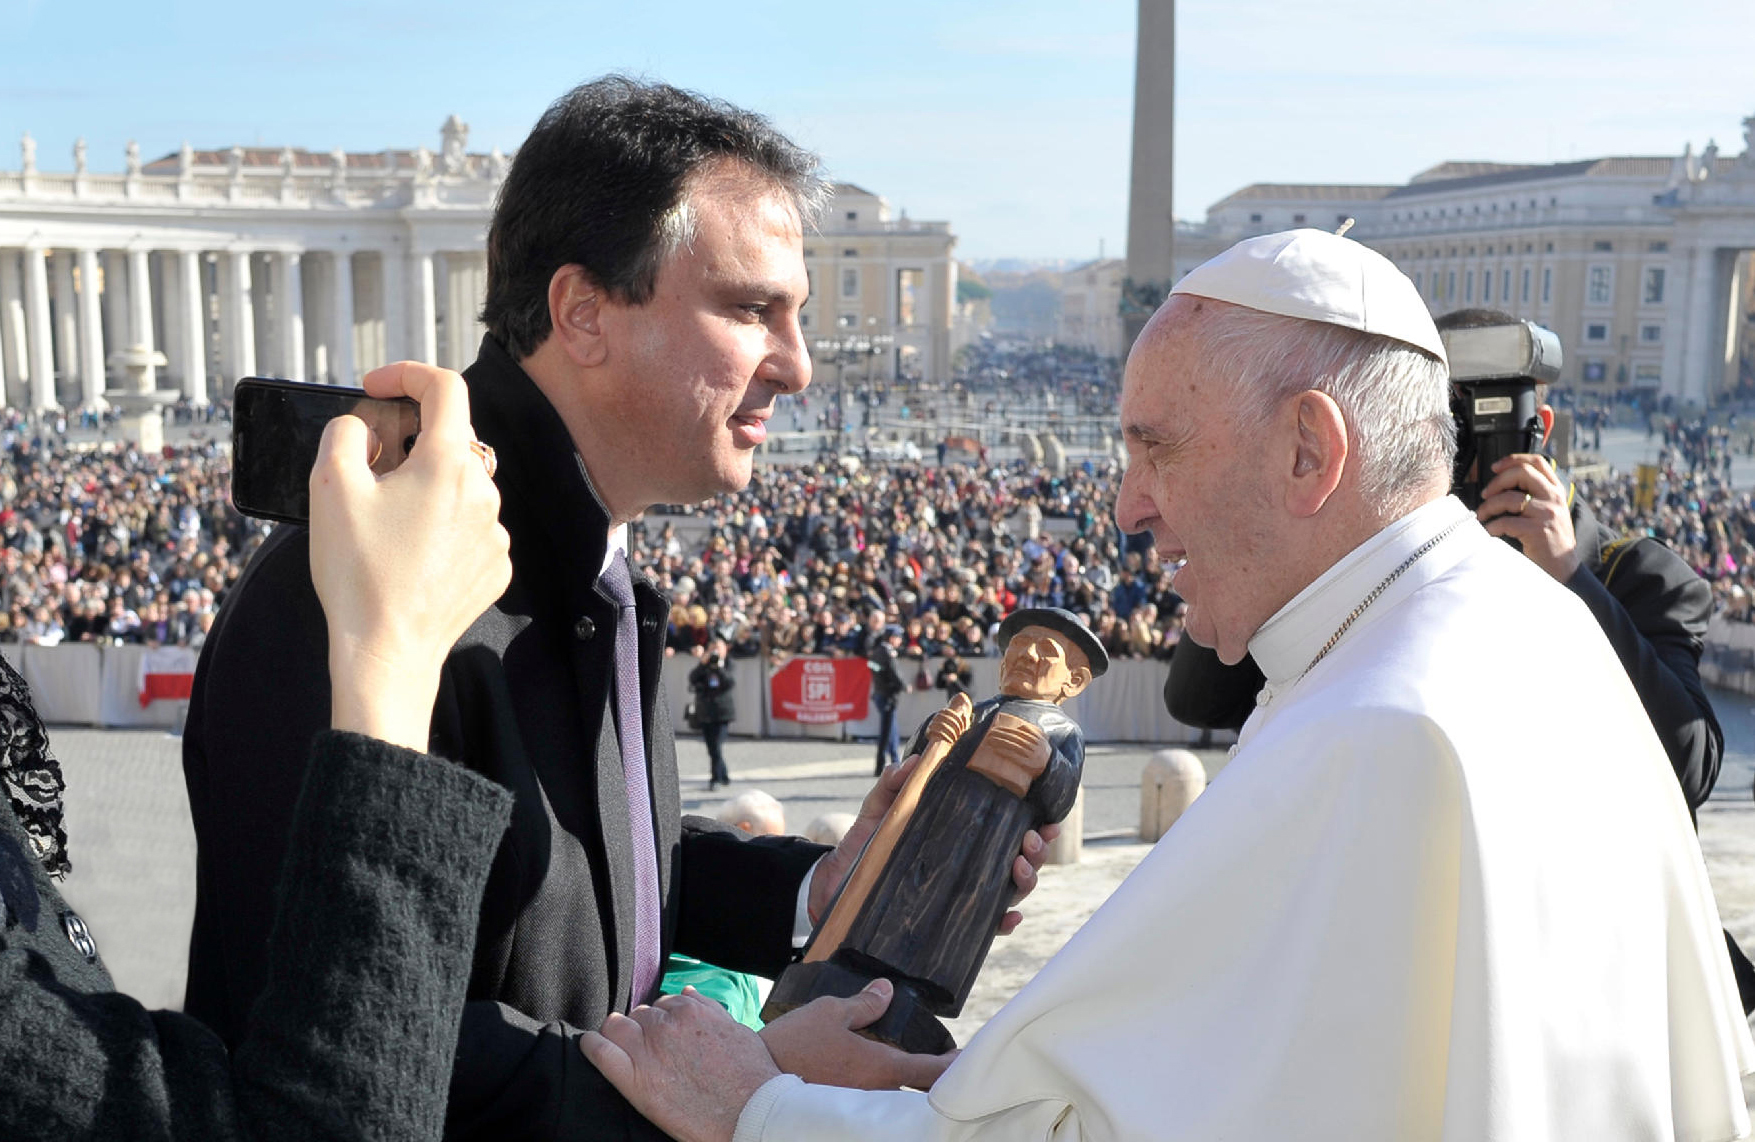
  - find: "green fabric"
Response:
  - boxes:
[660,955,766,1030]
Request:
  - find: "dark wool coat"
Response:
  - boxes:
[184,336,827,1141]
[0,731,511,1141]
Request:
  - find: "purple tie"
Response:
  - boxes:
[600,553,662,1008]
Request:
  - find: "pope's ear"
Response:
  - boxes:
[1060,666,1092,701]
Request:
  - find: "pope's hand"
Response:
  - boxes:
[580,988,774,1142]
[1475,453,1580,583]
[761,978,956,1088]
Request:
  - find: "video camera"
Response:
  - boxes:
[1441,319,1563,510]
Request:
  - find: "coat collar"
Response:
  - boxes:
[463,335,615,584]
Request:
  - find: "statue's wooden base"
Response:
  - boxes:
[761,959,957,1056]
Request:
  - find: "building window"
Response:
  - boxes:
[1523,243,1533,254]
[846,211,858,222]
[841,248,858,258]
[1648,240,1669,253]
[1249,213,1263,223]
[1292,213,1306,224]
[1486,246,1495,255]
[1521,267,1531,303]
[1447,271,1456,301]
[1413,271,1423,293]
[1545,242,1554,253]
[1641,323,1662,343]
[1592,240,1613,252]
[1501,269,1511,302]
[1643,267,1665,304]
[1464,270,1474,303]
[1635,364,1662,386]
[1583,360,1607,383]
[803,248,816,258]
[1542,267,1552,303]
[1586,323,1609,342]
[1587,266,1613,305]
[837,313,857,329]
[1481,270,1491,303]
[841,268,859,299]
[799,313,812,329]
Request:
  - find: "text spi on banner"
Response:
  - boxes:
[769,657,872,724]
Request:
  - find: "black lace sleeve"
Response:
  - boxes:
[0,654,69,878]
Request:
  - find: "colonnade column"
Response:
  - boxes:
[0,253,27,406]
[381,251,407,363]
[410,251,437,365]
[276,252,306,382]
[330,251,355,385]
[179,250,208,405]
[52,254,77,389]
[75,249,106,409]
[127,248,156,387]
[223,251,257,386]
[22,247,57,411]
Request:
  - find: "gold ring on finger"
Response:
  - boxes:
[469,440,498,479]
[1517,492,1531,515]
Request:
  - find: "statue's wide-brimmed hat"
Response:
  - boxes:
[998,607,1109,678]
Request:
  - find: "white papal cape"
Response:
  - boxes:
[737,497,1754,1142]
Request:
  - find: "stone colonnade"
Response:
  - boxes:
[0,244,488,411]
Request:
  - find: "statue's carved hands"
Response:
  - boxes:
[924,691,974,750]
[967,713,1051,797]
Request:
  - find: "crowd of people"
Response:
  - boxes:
[0,413,255,648]
[7,390,1755,653]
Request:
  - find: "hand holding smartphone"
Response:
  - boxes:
[232,377,422,524]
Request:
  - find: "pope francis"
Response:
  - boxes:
[582,229,1755,1142]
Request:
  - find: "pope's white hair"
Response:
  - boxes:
[1193,304,1456,518]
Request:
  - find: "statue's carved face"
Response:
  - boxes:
[999,624,1092,704]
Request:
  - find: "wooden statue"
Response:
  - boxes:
[762,607,1109,1054]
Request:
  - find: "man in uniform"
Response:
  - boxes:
[578,230,1753,1141]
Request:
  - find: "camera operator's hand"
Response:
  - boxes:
[1475,453,1580,584]
[310,362,511,752]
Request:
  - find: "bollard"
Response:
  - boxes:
[1140,749,1205,843]
[1043,786,1083,865]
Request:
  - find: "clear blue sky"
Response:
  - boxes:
[4,0,1754,262]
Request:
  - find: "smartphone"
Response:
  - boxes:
[231,377,420,524]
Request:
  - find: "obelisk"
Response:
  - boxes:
[1124,0,1174,347]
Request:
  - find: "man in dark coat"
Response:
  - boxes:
[688,638,737,789]
[184,78,976,1141]
[868,625,908,775]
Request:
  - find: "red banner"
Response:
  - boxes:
[769,656,871,724]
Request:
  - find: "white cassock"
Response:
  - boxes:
[737,496,1755,1142]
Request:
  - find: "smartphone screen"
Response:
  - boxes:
[232,377,421,524]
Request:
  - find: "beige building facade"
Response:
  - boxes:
[1057,258,1126,359]
[801,184,957,384]
[1178,116,1755,404]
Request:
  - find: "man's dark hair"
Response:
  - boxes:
[483,76,827,359]
[1435,307,1518,332]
